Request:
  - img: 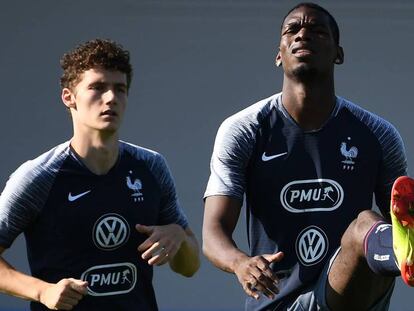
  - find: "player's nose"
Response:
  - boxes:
[294,27,311,42]
[103,88,117,105]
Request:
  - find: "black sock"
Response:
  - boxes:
[364,220,400,276]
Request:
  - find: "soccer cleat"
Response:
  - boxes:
[391,176,414,286]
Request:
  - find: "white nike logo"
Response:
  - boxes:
[68,190,91,202]
[261,152,287,162]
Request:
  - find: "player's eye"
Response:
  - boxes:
[285,27,298,34]
[116,86,127,94]
[89,83,105,91]
[284,24,300,35]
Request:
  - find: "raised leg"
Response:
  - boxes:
[326,210,394,311]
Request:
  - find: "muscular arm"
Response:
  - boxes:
[0,247,87,310]
[203,195,283,299]
[202,195,247,272]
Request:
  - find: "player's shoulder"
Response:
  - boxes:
[219,92,281,133]
[337,96,400,137]
[12,141,70,177]
[7,141,70,188]
[120,140,166,165]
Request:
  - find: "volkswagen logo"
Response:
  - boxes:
[93,213,130,251]
[295,226,328,266]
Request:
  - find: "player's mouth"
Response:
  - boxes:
[292,45,315,56]
[100,110,118,120]
[100,110,118,117]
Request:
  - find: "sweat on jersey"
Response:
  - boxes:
[0,141,188,311]
[204,93,407,311]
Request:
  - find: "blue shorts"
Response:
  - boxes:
[285,248,395,311]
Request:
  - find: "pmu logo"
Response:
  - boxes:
[93,213,130,251]
[81,262,137,296]
[280,179,344,213]
[295,226,328,266]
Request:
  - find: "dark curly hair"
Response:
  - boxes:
[60,39,133,90]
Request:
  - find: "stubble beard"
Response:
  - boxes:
[291,63,318,83]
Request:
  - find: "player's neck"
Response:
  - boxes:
[70,130,119,175]
[281,81,336,131]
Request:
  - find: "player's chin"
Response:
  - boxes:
[291,64,318,81]
[99,124,120,133]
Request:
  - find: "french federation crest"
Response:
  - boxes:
[126,171,144,202]
[340,137,358,170]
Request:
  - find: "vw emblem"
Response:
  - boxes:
[93,213,130,250]
[295,226,328,266]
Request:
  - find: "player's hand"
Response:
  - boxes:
[39,278,88,310]
[233,252,284,300]
[136,223,186,266]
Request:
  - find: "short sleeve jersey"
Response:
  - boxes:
[204,93,407,311]
[0,140,188,311]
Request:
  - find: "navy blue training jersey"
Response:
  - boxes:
[0,140,188,311]
[204,93,407,311]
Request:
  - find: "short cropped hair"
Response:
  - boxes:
[60,39,133,90]
[281,2,340,45]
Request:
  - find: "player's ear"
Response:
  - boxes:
[275,51,282,67]
[61,88,76,109]
[334,46,344,64]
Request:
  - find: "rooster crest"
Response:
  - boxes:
[340,142,358,164]
[126,176,142,196]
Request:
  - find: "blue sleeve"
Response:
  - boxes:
[204,95,276,200]
[0,143,67,248]
[0,162,48,248]
[339,98,408,218]
[374,123,407,217]
[150,153,189,229]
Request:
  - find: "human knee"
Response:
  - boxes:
[341,211,382,251]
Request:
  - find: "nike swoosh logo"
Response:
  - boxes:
[262,152,287,162]
[68,190,91,202]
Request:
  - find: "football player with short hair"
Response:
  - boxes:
[203,3,411,310]
[0,38,199,310]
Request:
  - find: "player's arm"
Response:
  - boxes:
[203,195,245,272]
[0,246,87,310]
[168,226,200,277]
[0,159,87,309]
[136,152,200,276]
[203,195,283,300]
[136,223,200,277]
